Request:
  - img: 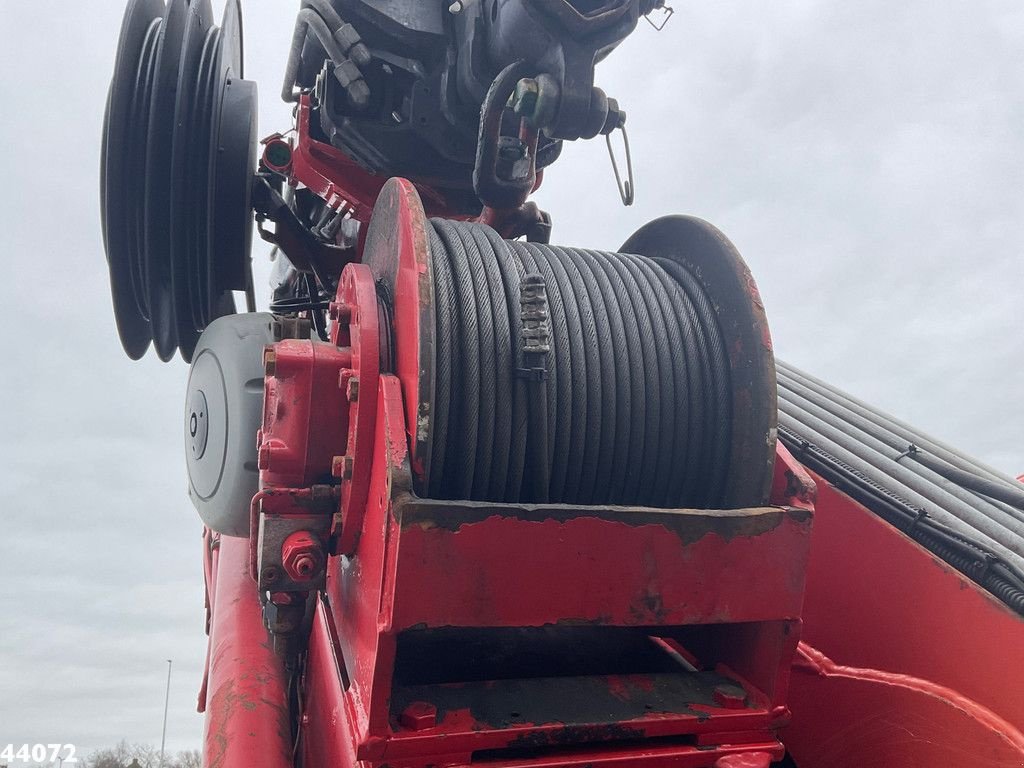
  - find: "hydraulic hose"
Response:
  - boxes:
[779,423,1024,615]
[424,219,743,509]
[777,361,1024,613]
[899,449,1024,512]
[777,361,1023,495]
[777,364,1024,530]
[282,7,369,105]
[776,385,1024,546]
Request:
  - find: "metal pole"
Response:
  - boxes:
[160,659,173,767]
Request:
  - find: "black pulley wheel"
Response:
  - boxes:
[144,0,189,361]
[170,0,214,360]
[207,0,253,315]
[101,0,164,360]
[101,0,258,362]
[189,25,221,330]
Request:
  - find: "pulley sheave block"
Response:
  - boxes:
[101,0,258,362]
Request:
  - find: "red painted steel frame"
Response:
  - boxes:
[199,173,1023,768]
[298,373,808,768]
[199,533,293,767]
[782,475,1024,767]
[265,179,812,768]
[262,96,466,224]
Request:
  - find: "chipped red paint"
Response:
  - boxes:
[713,752,772,768]
[360,178,435,482]
[202,535,292,768]
[769,442,816,511]
[296,368,809,767]
[224,183,821,768]
[390,505,810,629]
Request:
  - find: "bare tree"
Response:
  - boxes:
[87,742,197,768]
[171,750,202,768]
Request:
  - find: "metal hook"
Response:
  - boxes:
[606,123,635,206]
[644,4,674,32]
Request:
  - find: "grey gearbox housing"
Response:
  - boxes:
[185,312,276,536]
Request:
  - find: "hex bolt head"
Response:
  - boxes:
[281,531,325,582]
[712,683,748,710]
[400,701,437,731]
[332,456,355,481]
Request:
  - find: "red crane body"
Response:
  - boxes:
[98,2,1024,766]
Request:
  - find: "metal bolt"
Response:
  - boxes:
[498,140,527,162]
[329,301,352,324]
[400,701,437,731]
[511,78,539,118]
[347,376,360,402]
[262,566,281,584]
[511,74,559,128]
[281,531,325,582]
[712,683,748,710]
[339,368,353,391]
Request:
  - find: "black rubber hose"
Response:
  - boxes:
[425,219,736,508]
[777,363,1024,533]
[778,388,1024,545]
[779,424,1024,616]
[777,360,1023,494]
[281,9,368,105]
[777,369,1024,544]
[778,408,1024,561]
[899,448,1024,512]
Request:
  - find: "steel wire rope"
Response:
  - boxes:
[424,220,738,507]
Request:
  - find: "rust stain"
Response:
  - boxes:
[399,499,789,547]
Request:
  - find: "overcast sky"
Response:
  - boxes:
[1,0,1021,761]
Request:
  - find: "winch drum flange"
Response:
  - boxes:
[351,178,778,509]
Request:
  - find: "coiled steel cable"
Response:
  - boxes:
[777,359,1024,614]
[777,364,1024,561]
[425,219,737,508]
